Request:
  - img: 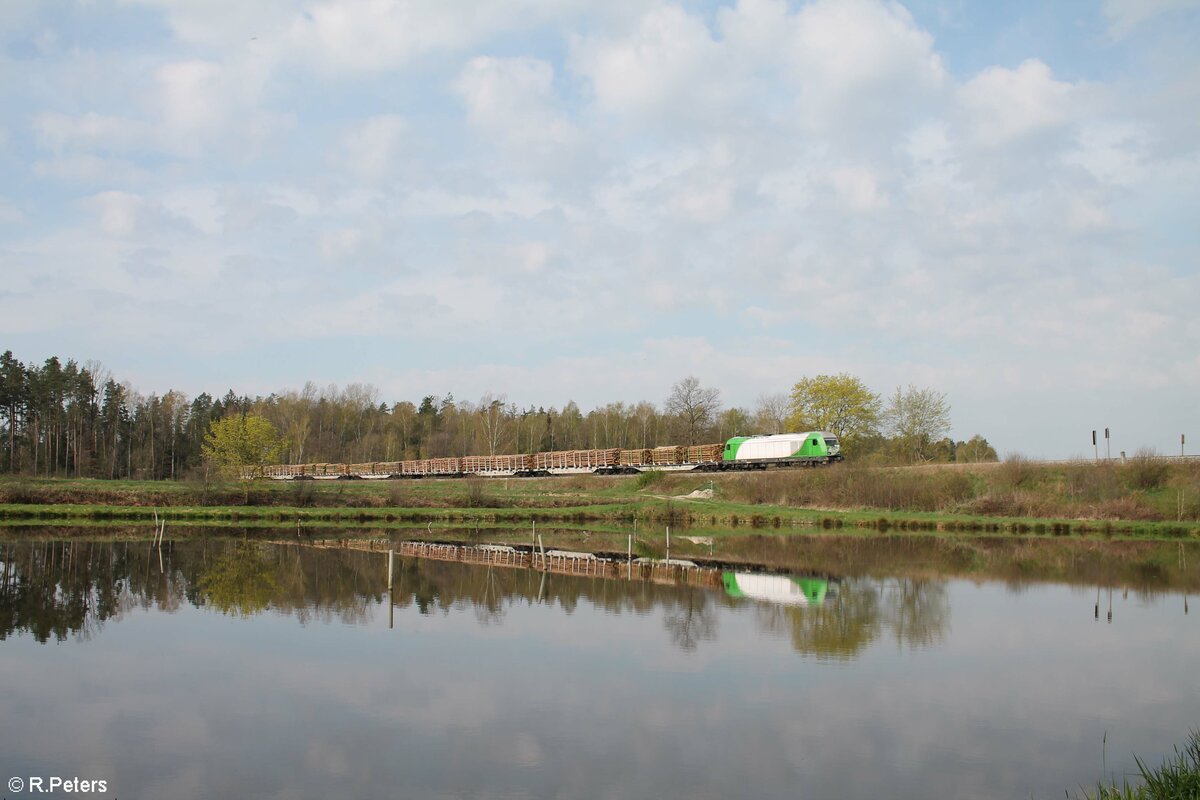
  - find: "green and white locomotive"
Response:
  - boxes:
[719,431,841,468]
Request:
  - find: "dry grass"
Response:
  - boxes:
[709,457,1200,523]
[717,465,974,512]
[1124,448,1172,491]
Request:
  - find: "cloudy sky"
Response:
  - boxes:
[1,0,1197,458]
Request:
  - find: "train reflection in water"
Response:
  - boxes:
[721,572,835,607]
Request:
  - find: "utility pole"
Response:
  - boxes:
[1105,427,1111,461]
[1183,433,1187,458]
[1092,430,1098,462]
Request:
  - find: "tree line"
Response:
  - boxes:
[0,350,995,480]
[786,373,997,463]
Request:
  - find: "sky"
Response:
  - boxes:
[0,0,1197,459]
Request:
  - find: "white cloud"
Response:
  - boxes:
[281,0,576,75]
[156,60,225,135]
[334,115,407,182]
[958,59,1079,147]
[85,190,146,237]
[672,175,735,223]
[0,197,25,225]
[511,241,552,274]
[456,57,577,155]
[34,111,143,153]
[826,165,888,211]
[593,141,741,228]
[1062,121,1151,186]
[118,0,296,45]
[1103,0,1200,36]
[152,57,288,156]
[32,154,151,185]
[570,5,730,123]
[400,184,555,220]
[0,0,42,37]
[318,227,364,261]
[785,0,946,130]
[1065,196,1112,231]
[156,186,223,236]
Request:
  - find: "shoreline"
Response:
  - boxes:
[1,472,1197,541]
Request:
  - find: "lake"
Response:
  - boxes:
[0,529,1196,799]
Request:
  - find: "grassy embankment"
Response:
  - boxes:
[0,457,1197,539]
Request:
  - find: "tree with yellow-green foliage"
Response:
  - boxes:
[202,413,284,479]
[787,373,882,454]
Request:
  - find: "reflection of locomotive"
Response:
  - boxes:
[256,431,842,480]
[721,572,834,607]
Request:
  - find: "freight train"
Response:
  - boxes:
[254,431,842,480]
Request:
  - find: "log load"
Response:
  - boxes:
[533,448,620,470]
[685,444,724,463]
[651,446,684,465]
[461,454,534,472]
[619,448,653,466]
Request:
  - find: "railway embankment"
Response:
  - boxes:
[1,458,1197,539]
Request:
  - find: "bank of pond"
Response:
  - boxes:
[1,457,1198,541]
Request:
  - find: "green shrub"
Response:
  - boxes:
[1123,449,1171,491]
[635,470,665,490]
[995,452,1036,491]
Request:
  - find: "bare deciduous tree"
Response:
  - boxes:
[665,376,721,445]
[885,385,951,462]
[753,392,789,434]
[478,393,509,456]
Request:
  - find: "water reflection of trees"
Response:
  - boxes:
[753,578,949,660]
[0,540,185,643]
[195,543,279,616]
[663,587,717,651]
[1,539,951,659]
[0,540,382,641]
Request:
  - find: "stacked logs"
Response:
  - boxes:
[533,448,620,470]
[256,442,726,479]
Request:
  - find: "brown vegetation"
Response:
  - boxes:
[708,457,1200,523]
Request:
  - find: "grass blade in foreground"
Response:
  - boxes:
[1088,730,1200,799]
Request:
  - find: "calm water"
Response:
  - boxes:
[0,532,1196,800]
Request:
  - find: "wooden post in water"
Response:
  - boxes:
[666,525,670,565]
[388,549,395,630]
[537,535,546,571]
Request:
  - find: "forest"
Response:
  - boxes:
[0,349,996,480]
